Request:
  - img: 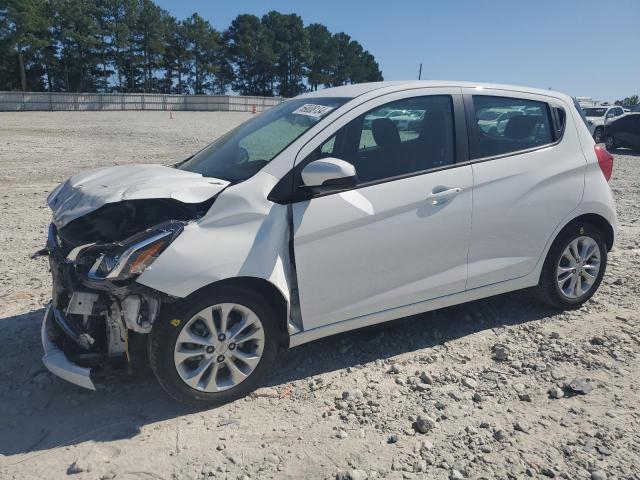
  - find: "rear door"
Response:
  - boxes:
[463,90,586,289]
[616,115,640,149]
[289,89,473,330]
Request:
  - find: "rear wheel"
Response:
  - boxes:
[536,223,607,310]
[604,135,616,151]
[149,286,279,407]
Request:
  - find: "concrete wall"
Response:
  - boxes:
[0,92,283,112]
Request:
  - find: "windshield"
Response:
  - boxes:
[583,107,607,117]
[180,97,349,182]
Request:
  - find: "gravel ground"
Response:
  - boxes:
[0,111,639,480]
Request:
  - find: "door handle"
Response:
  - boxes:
[426,187,462,204]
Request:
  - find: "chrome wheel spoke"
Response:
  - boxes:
[182,358,214,389]
[229,349,261,369]
[581,270,596,282]
[569,241,581,263]
[198,307,217,338]
[203,362,221,392]
[228,312,260,342]
[225,358,248,384]
[217,303,234,333]
[234,327,264,345]
[174,345,206,365]
[177,327,213,348]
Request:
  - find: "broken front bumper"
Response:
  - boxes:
[41,304,96,390]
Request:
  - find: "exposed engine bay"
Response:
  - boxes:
[37,165,225,383]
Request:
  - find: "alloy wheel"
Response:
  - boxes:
[556,236,601,299]
[173,303,265,392]
[604,136,615,151]
[594,128,603,143]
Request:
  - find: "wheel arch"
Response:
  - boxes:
[162,276,291,349]
[559,213,615,252]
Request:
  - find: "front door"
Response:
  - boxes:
[291,93,473,330]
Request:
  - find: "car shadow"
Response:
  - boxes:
[268,289,555,385]
[0,289,555,458]
[611,147,640,157]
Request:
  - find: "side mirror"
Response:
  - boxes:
[301,158,357,190]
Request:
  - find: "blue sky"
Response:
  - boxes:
[155,0,640,101]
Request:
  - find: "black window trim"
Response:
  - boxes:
[550,104,567,143]
[268,93,470,204]
[462,94,563,165]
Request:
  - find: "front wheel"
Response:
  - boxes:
[149,286,280,407]
[536,223,607,310]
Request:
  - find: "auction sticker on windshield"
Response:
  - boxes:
[292,104,334,118]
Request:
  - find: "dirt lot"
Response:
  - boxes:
[0,111,639,480]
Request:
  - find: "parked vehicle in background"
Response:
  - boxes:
[35,81,617,406]
[389,109,425,131]
[583,106,625,142]
[630,104,640,113]
[603,113,640,151]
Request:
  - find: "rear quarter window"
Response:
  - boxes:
[470,95,554,159]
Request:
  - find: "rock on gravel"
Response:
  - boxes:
[67,459,92,475]
[414,415,437,434]
[251,387,279,398]
[336,469,367,480]
[491,344,510,361]
[566,378,594,395]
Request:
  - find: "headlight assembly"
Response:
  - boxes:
[87,221,184,281]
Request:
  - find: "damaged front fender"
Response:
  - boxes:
[136,170,296,332]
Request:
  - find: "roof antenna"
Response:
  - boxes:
[418,63,422,80]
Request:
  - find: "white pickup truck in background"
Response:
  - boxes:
[583,105,626,142]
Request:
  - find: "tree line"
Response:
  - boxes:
[614,95,639,107]
[0,0,383,97]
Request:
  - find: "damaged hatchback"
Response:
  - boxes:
[36,82,617,406]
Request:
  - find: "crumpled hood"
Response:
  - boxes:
[48,164,229,228]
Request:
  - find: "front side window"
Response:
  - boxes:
[180,97,349,182]
[308,95,455,185]
[470,95,554,159]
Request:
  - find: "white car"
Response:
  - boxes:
[37,81,617,406]
[583,105,626,142]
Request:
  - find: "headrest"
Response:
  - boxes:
[372,118,401,148]
[504,115,543,140]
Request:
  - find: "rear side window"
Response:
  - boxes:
[470,95,554,159]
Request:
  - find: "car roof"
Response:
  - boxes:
[297,80,574,102]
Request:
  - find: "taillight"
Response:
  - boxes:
[594,144,613,181]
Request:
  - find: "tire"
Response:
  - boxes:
[149,286,280,407]
[604,135,616,151]
[536,222,607,310]
[593,127,604,143]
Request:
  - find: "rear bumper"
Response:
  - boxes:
[41,304,96,390]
